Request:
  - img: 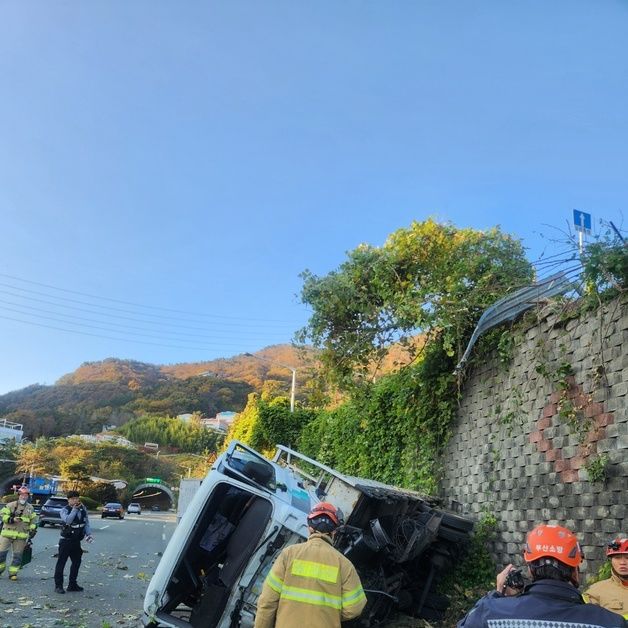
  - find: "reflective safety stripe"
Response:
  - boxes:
[279,584,342,609]
[0,530,28,540]
[342,584,367,607]
[291,559,339,583]
[266,570,284,594]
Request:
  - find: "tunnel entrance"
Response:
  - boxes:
[131,482,174,512]
[0,475,24,496]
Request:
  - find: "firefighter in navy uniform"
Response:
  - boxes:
[458,524,627,628]
[54,490,94,594]
[255,502,367,628]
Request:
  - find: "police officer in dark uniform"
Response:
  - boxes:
[54,490,94,594]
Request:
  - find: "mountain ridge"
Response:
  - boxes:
[0,345,316,439]
[56,344,315,389]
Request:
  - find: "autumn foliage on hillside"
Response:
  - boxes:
[0,346,319,440]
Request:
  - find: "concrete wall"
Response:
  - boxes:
[439,296,627,575]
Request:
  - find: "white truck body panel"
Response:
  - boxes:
[176,478,202,523]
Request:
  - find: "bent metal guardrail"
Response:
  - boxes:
[455,272,572,373]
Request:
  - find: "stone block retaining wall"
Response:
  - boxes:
[439,296,627,575]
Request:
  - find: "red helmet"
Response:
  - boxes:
[606,537,628,557]
[307,502,342,529]
[523,525,583,568]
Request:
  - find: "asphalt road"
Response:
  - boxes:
[0,510,177,628]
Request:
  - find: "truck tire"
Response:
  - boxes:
[437,526,470,543]
[438,511,474,532]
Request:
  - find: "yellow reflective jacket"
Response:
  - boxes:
[255,532,367,628]
[585,571,628,619]
[0,501,37,540]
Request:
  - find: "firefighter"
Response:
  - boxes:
[458,524,627,627]
[585,537,628,618]
[254,501,367,628]
[0,486,38,580]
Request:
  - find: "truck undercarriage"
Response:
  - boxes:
[143,442,473,627]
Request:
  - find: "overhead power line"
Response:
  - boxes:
[0,314,260,351]
[0,295,292,339]
[0,302,290,345]
[0,283,296,329]
[0,273,300,324]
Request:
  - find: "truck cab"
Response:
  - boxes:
[143,441,473,627]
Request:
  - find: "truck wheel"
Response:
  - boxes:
[39,521,46,528]
[437,526,470,543]
[439,512,474,532]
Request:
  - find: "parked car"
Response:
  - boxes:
[38,496,68,527]
[150,505,160,512]
[142,440,474,627]
[127,503,142,514]
[101,502,125,519]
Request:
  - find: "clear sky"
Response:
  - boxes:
[1,1,627,394]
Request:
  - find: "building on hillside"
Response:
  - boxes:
[0,418,24,444]
[200,411,238,433]
[73,433,134,448]
[177,413,194,423]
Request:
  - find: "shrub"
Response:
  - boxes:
[79,495,99,510]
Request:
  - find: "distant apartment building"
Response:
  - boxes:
[0,418,24,444]
[177,413,194,423]
[200,411,238,433]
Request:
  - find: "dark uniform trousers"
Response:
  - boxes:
[54,538,83,587]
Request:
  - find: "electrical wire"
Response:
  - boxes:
[0,284,296,330]
[0,297,292,340]
[0,314,257,351]
[0,273,300,324]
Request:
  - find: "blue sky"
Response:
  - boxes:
[1,1,627,394]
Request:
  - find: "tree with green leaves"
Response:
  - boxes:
[297,219,534,491]
[117,414,224,454]
[225,394,317,455]
[298,218,533,387]
[16,438,56,476]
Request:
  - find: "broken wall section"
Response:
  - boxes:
[439,296,627,575]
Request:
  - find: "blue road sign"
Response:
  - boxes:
[573,210,592,233]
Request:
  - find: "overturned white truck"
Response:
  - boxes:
[143,441,474,627]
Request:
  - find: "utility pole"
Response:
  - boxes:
[245,353,297,412]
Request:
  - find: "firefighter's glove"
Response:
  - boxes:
[28,529,37,539]
[7,514,15,525]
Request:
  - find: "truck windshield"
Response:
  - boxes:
[225,442,276,490]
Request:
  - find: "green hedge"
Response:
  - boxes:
[79,496,98,510]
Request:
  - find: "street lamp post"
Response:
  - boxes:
[245,353,297,412]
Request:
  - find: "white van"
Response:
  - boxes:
[142,441,473,627]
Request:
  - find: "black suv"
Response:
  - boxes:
[39,496,68,527]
